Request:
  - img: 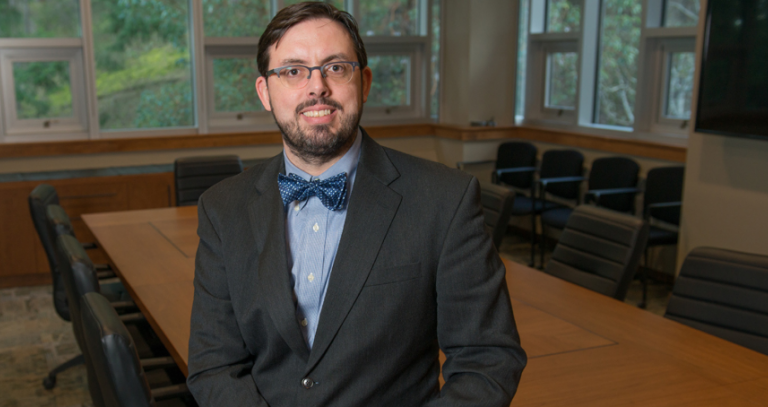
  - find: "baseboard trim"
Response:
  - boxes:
[0,274,52,289]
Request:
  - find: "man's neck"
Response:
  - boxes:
[283,143,352,177]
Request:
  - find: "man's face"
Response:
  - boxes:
[256,18,372,164]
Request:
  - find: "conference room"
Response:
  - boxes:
[2,0,768,405]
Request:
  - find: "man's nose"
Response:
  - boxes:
[306,69,330,98]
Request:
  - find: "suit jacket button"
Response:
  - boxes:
[302,378,314,389]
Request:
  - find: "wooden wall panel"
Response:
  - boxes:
[0,172,175,288]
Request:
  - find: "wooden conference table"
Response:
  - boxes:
[83,206,768,407]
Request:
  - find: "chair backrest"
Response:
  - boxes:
[174,155,243,206]
[539,149,584,200]
[28,184,71,320]
[545,205,649,300]
[56,234,105,406]
[81,292,155,407]
[588,157,640,213]
[479,183,516,249]
[495,142,537,189]
[56,234,100,351]
[665,247,768,355]
[644,165,685,225]
[47,204,77,238]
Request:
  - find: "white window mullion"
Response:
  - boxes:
[191,0,208,134]
[577,0,600,126]
[80,0,100,139]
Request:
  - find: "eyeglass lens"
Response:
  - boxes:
[277,62,356,88]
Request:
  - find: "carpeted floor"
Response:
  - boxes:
[0,234,672,407]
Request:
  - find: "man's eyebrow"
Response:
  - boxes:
[278,53,351,66]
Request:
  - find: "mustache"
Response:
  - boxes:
[295,98,343,114]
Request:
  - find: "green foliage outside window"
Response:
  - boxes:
[664,0,700,27]
[595,0,642,127]
[0,0,80,38]
[91,0,193,130]
[13,61,73,119]
[203,0,271,37]
[359,0,419,36]
[367,56,409,107]
[547,0,581,33]
[213,58,263,112]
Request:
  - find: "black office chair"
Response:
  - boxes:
[540,157,640,264]
[639,165,685,308]
[56,234,144,405]
[174,155,243,206]
[665,247,768,355]
[81,292,191,407]
[536,149,585,268]
[46,204,115,280]
[544,205,649,301]
[457,142,539,264]
[479,182,516,250]
[29,184,86,388]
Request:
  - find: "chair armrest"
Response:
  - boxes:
[118,312,145,324]
[585,187,641,205]
[140,356,177,371]
[110,300,136,309]
[456,159,496,169]
[646,201,682,219]
[152,383,190,401]
[81,242,98,250]
[96,270,115,279]
[538,176,585,188]
[94,263,112,271]
[496,166,537,176]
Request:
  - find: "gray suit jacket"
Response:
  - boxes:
[187,130,526,406]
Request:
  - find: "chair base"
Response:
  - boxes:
[43,353,84,390]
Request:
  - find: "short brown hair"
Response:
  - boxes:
[257,2,368,77]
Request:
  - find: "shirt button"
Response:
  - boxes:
[300,318,308,327]
[302,378,314,389]
[308,273,315,282]
[313,223,319,232]
[294,204,300,212]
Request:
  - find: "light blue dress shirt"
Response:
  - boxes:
[283,129,362,349]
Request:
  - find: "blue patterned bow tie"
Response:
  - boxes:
[278,172,348,211]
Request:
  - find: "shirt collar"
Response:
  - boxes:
[283,127,362,182]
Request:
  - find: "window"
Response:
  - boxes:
[515,0,529,120]
[594,0,642,127]
[519,0,701,139]
[546,51,578,109]
[0,0,439,142]
[91,0,194,132]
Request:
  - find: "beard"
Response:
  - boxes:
[272,97,362,165]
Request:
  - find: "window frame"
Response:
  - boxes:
[0,0,439,143]
[0,41,89,142]
[519,0,700,145]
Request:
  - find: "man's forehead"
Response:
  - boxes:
[270,18,354,59]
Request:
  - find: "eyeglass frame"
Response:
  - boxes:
[264,61,361,88]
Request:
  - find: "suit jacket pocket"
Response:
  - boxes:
[364,262,422,287]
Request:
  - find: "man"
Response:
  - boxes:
[187,3,526,406]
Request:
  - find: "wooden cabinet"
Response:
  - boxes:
[0,172,174,288]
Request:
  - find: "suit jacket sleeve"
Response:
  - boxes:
[186,196,269,406]
[426,177,527,406]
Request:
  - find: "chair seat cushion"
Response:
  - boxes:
[510,195,561,216]
[541,207,573,230]
[647,226,678,247]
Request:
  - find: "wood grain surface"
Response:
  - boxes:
[83,207,768,406]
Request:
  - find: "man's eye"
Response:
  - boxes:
[282,68,301,77]
[327,64,346,74]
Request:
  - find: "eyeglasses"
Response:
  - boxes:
[265,61,361,89]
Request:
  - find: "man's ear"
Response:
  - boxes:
[255,76,272,111]
[361,66,372,103]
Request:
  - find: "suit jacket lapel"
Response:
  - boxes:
[307,132,402,372]
[248,155,310,363]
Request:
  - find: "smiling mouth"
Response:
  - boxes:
[302,109,333,118]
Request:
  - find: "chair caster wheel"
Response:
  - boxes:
[43,375,56,390]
